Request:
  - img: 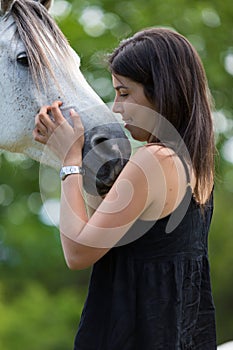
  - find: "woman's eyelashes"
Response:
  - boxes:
[118,89,129,97]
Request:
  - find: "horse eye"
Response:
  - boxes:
[17,52,29,67]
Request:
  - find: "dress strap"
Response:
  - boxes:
[164,154,194,234]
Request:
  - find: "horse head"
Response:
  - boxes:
[0,0,131,196]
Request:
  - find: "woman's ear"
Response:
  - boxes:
[38,0,53,10]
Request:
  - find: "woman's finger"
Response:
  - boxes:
[38,105,50,114]
[50,101,64,124]
[36,121,48,135]
[33,128,47,144]
[70,109,84,133]
[35,105,54,136]
[36,110,55,131]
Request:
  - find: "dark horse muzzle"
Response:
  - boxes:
[83,123,131,197]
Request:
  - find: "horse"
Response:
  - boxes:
[0,0,131,197]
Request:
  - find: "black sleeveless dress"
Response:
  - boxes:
[74,165,216,349]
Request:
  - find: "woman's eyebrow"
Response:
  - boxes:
[114,85,129,90]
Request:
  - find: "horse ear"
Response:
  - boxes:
[37,0,53,10]
[0,0,14,14]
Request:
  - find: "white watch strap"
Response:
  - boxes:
[60,166,85,180]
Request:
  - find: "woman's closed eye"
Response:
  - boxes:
[118,89,129,97]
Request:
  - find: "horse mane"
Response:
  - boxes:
[8,0,77,91]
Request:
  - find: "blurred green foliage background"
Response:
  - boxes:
[0,0,233,348]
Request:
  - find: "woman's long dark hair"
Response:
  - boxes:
[108,27,215,205]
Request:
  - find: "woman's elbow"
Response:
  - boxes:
[60,235,107,270]
[64,255,92,271]
[60,234,93,270]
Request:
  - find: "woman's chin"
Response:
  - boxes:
[125,124,149,142]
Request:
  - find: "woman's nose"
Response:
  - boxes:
[112,99,123,114]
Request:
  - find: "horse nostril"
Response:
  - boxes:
[92,136,108,147]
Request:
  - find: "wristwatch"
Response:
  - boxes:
[60,166,85,180]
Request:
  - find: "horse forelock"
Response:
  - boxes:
[9,0,79,91]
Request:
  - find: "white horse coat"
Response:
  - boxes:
[0,0,131,196]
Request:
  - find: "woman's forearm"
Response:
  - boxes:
[59,173,111,270]
[60,173,88,241]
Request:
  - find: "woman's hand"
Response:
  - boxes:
[33,101,84,165]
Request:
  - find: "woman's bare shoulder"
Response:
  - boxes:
[132,144,177,162]
[132,144,193,220]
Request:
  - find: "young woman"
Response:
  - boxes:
[33,28,216,349]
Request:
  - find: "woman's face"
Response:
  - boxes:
[112,74,156,142]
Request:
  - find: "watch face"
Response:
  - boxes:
[60,166,85,180]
